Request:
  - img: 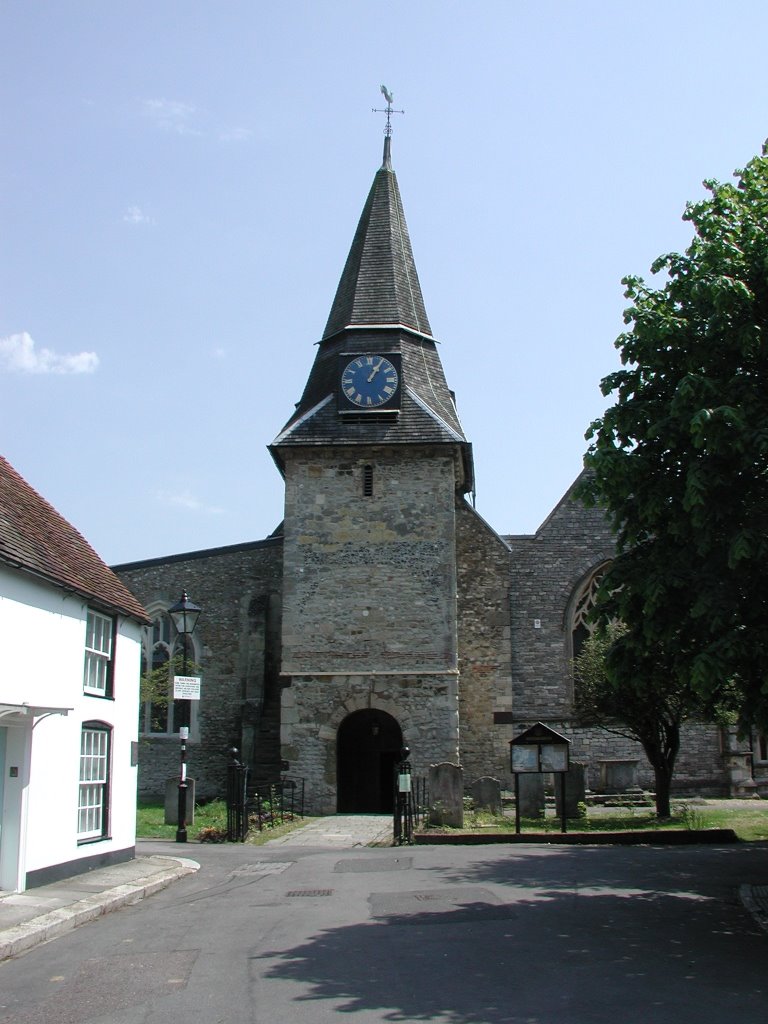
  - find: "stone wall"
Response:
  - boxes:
[505,474,616,723]
[455,499,513,781]
[279,441,464,814]
[113,466,738,806]
[494,477,731,796]
[281,446,458,675]
[512,719,730,796]
[282,672,460,814]
[114,538,284,799]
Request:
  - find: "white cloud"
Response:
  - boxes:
[220,126,253,142]
[141,98,251,143]
[212,346,227,359]
[142,98,201,136]
[156,488,224,515]
[123,205,154,225]
[0,332,99,375]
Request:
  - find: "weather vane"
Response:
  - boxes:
[372,85,404,137]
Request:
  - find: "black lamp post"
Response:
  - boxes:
[168,590,201,843]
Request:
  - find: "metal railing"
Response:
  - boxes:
[226,755,305,841]
[411,775,429,829]
[248,778,305,831]
[393,767,429,845]
[226,760,250,842]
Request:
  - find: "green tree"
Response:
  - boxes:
[581,142,768,742]
[574,623,696,817]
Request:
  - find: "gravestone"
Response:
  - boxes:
[517,773,545,819]
[471,776,502,815]
[598,759,640,793]
[555,762,586,820]
[428,762,464,828]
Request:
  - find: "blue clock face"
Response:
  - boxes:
[340,355,399,408]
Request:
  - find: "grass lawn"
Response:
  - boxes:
[426,799,768,842]
[136,797,768,844]
[136,799,315,844]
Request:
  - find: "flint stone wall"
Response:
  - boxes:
[282,672,460,815]
[114,538,284,800]
[281,447,458,676]
[456,500,513,783]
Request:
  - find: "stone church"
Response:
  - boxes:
[114,133,749,813]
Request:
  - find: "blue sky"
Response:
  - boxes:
[3,1,768,566]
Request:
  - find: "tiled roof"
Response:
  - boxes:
[0,455,149,622]
[322,141,432,340]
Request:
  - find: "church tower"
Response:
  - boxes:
[270,129,475,814]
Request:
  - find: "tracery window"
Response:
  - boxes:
[570,564,610,662]
[139,608,198,736]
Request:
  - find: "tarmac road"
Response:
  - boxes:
[1,831,768,1024]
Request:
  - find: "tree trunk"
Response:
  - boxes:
[642,721,680,819]
[651,761,673,819]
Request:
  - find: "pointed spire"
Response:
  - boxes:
[322,139,432,341]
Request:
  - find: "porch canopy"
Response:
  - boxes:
[0,703,72,722]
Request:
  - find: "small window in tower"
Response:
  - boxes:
[363,465,374,497]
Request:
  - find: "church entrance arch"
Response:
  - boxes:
[336,709,402,813]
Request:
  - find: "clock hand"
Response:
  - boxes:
[367,359,383,383]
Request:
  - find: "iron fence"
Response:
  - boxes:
[393,773,429,845]
[226,760,250,842]
[411,775,429,828]
[226,758,305,841]
[248,777,305,832]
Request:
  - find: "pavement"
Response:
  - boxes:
[0,814,392,961]
[2,812,767,962]
[263,812,392,847]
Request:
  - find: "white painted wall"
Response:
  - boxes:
[0,565,142,890]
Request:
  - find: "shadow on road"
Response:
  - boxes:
[254,847,768,1024]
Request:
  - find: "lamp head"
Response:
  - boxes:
[168,590,201,636]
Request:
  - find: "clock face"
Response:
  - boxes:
[340,355,399,409]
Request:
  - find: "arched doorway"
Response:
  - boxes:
[337,709,402,812]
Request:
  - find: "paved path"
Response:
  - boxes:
[264,813,392,847]
[0,815,391,960]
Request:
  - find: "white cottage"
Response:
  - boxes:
[0,455,148,892]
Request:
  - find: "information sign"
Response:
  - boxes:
[173,675,201,700]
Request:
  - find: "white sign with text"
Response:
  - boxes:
[173,675,201,700]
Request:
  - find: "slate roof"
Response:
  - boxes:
[0,455,149,622]
[272,140,474,494]
[323,138,432,340]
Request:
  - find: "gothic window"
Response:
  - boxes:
[139,607,198,736]
[569,563,610,662]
